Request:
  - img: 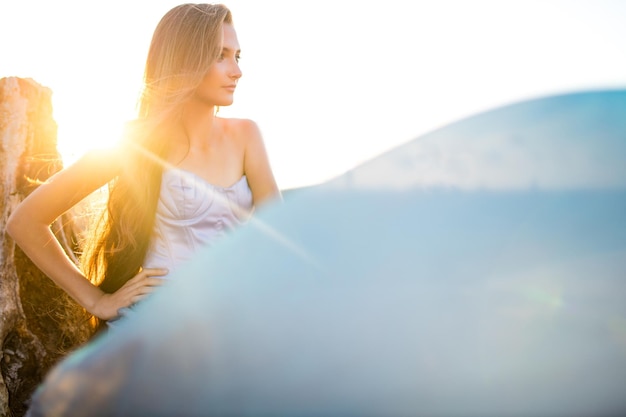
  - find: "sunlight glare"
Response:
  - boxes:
[54,85,139,167]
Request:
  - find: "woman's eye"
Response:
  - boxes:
[235,55,241,63]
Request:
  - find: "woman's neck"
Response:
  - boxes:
[180,102,219,148]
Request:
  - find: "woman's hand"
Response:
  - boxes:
[91,268,168,320]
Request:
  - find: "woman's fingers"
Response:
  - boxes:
[121,272,167,296]
[126,268,168,283]
[95,268,169,319]
[120,269,167,292]
[129,285,161,304]
[141,267,169,277]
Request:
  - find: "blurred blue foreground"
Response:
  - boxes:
[27,90,626,417]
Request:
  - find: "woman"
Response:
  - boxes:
[7,3,281,326]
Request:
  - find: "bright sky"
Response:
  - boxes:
[1,0,625,190]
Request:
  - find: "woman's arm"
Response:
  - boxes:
[6,147,165,320]
[240,119,282,206]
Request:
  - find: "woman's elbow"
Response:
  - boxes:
[6,208,29,243]
[6,211,21,240]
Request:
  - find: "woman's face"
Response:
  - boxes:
[195,23,242,107]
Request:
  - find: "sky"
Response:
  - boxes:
[1,0,625,190]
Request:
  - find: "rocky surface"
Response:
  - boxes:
[0,77,93,417]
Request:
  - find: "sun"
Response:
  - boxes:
[53,82,140,167]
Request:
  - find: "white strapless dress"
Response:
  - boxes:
[142,169,254,276]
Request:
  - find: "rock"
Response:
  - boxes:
[0,77,93,417]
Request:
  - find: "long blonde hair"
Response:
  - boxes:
[82,4,233,295]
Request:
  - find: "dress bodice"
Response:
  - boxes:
[142,169,253,275]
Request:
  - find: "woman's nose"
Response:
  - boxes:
[231,63,242,80]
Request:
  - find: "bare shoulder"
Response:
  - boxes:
[220,117,263,145]
[75,145,124,173]
[220,118,279,203]
[64,145,124,188]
